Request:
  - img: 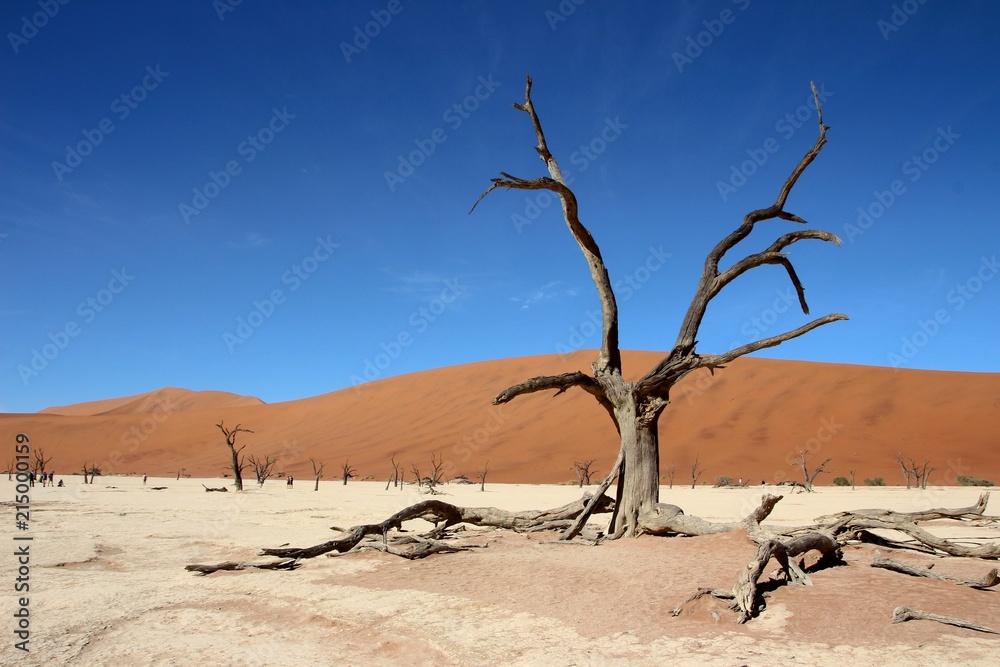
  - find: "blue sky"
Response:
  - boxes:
[2,1,998,413]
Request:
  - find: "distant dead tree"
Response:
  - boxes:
[664,464,676,490]
[477,461,490,492]
[690,455,706,489]
[573,459,597,487]
[896,452,912,489]
[472,77,844,536]
[216,420,253,491]
[410,463,421,488]
[311,458,325,491]
[6,457,15,481]
[386,454,403,490]
[32,448,52,476]
[248,454,278,487]
[909,457,934,490]
[895,452,934,490]
[849,468,856,491]
[85,463,102,484]
[793,450,831,492]
[340,459,357,485]
[425,453,446,494]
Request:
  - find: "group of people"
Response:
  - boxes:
[27,470,62,487]
[286,475,294,487]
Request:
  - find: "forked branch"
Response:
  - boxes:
[472,75,621,376]
[669,82,840,364]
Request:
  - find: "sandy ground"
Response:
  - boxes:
[2,479,998,666]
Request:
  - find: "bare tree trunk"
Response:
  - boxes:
[612,407,660,536]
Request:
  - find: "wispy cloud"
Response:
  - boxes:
[510,280,575,310]
[228,231,270,250]
[381,269,452,298]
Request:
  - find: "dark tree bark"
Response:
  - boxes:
[793,450,831,492]
[340,459,356,486]
[32,448,52,476]
[690,454,705,490]
[573,459,597,487]
[248,454,278,487]
[473,77,846,536]
[311,458,325,491]
[216,421,253,491]
[477,460,490,492]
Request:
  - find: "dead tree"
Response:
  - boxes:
[386,454,402,490]
[664,464,675,490]
[793,450,831,492]
[909,458,933,490]
[472,81,844,535]
[573,459,597,487]
[896,451,913,489]
[424,453,446,494]
[248,454,278,487]
[477,461,490,492]
[86,463,101,483]
[410,463,421,488]
[340,459,357,485]
[32,448,52,476]
[849,468,856,490]
[690,455,706,489]
[216,420,253,491]
[5,458,13,481]
[311,458,325,491]
[81,462,89,484]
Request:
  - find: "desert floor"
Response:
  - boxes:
[2,479,998,666]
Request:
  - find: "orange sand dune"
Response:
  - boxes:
[39,387,265,416]
[3,351,998,485]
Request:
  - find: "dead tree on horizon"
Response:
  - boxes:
[573,459,597,487]
[340,459,357,486]
[471,76,845,536]
[216,420,253,491]
[311,458,325,491]
[425,453,446,494]
[477,461,490,492]
[690,455,706,489]
[896,452,913,489]
[793,450,831,492]
[909,457,934,490]
[386,454,402,490]
[664,464,676,490]
[85,463,101,484]
[248,454,278,487]
[32,448,52,476]
[6,457,16,481]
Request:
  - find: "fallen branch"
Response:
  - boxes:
[817,492,992,524]
[891,606,998,634]
[840,518,1000,559]
[187,494,613,572]
[639,493,783,537]
[871,550,1000,589]
[202,485,228,493]
[185,559,298,575]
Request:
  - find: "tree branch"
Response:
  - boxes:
[698,314,848,369]
[472,75,621,376]
[672,82,831,357]
[493,371,616,421]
